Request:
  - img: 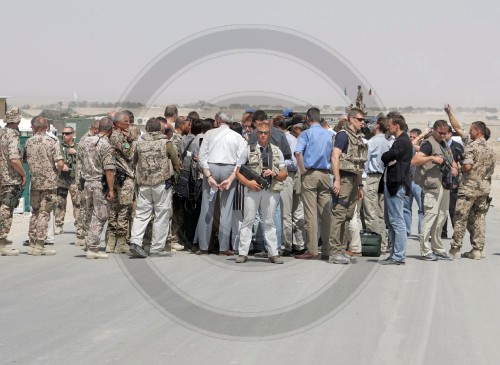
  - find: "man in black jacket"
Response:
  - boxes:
[441,126,464,238]
[378,115,413,265]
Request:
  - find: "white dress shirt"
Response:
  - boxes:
[199,124,247,169]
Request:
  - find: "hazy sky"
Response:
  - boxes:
[2,0,499,108]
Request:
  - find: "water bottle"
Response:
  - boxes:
[208,186,217,202]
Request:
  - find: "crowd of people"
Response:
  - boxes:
[0,103,496,265]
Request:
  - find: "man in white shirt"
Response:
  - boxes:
[195,112,247,255]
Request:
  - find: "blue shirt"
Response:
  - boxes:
[294,124,332,169]
[364,133,390,174]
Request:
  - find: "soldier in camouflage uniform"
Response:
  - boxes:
[164,105,184,251]
[105,112,135,254]
[449,121,496,260]
[74,120,100,246]
[80,117,115,259]
[129,118,181,258]
[0,107,27,256]
[55,126,79,235]
[24,117,64,256]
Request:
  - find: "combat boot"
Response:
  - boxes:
[449,247,461,259]
[55,226,63,235]
[114,237,130,254]
[0,240,19,256]
[105,232,117,253]
[27,240,36,255]
[463,249,481,260]
[86,250,108,259]
[75,237,85,246]
[33,240,56,256]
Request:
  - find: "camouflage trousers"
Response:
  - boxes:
[76,188,87,240]
[451,194,489,251]
[29,189,57,242]
[55,182,80,228]
[0,186,18,241]
[84,181,110,250]
[106,177,134,239]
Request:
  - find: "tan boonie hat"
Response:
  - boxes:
[4,106,21,124]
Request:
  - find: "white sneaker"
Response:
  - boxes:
[86,251,108,259]
[171,242,184,251]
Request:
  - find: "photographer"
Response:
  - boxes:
[235,122,287,264]
[411,120,458,261]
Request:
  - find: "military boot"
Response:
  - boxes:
[463,249,481,260]
[27,240,37,255]
[0,240,19,256]
[105,232,117,253]
[55,226,63,235]
[114,236,130,254]
[33,240,56,256]
[75,237,85,246]
[449,247,461,259]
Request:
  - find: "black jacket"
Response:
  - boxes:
[378,132,413,196]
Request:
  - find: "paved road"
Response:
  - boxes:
[2,200,500,365]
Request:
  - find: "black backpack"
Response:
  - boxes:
[174,138,203,201]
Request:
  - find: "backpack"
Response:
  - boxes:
[174,138,203,202]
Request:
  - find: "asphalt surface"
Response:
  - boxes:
[2,194,500,365]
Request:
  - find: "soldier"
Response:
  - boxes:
[0,107,27,256]
[55,126,79,235]
[235,122,287,264]
[106,112,135,254]
[329,108,367,265]
[24,117,64,256]
[129,118,181,258]
[74,120,99,247]
[164,105,185,252]
[412,120,458,261]
[80,117,115,259]
[449,121,496,259]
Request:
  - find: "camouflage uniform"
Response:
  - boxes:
[55,141,80,232]
[25,133,63,255]
[450,137,496,256]
[80,134,115,252]
[74,131,93,245]
[106,130,135,253]
[129,132,180,253]
[0,112,24,256]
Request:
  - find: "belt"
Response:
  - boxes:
[367,172,383,176]
[307,168,329,172]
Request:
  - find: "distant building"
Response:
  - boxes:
[0,96,8,119]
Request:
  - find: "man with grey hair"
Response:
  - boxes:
[195,111,247,255]
[105,111,135,254]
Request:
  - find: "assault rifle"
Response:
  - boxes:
[239,165,271,190]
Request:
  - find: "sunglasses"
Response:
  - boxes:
[62,132,74,135]
[257,131,270,135]
[352,117,365,122]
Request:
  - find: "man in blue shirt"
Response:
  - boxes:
[294,107,333,260]
[363,117,390,253]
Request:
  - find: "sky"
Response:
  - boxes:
[2,0,499,108]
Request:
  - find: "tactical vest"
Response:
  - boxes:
[62,143,78,179]
[247,143,284,192]
[414,136,453,190]
[135,133,171,186]
[338,127,368,174]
